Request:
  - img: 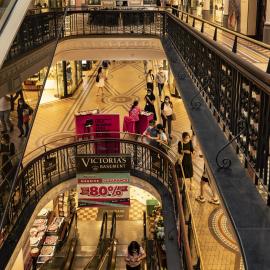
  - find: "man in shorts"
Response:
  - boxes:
[196,165,220,205]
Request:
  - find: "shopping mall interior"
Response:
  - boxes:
[0,1,270,270]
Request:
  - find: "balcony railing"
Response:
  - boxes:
[0,7,270,269]
[1,7,270,202]
[0,134,197,270]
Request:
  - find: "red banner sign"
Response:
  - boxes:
[77,173,130,207]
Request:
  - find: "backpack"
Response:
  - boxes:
[96,75,99,83]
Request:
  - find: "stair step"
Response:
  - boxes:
[115,256,127,270]
[71,256,93,270]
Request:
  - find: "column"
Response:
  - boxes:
[62,60,68,98]
[264,0,270,43]
[202,0,211,21]
[223,0,229,28]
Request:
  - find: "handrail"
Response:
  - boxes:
[109,212,116,240]
[0,0,19,34]
[0,137,191,270]
[143,211,147,240]
[0,7,67,230]
[171,165,193,270]
[97,246,112,270]
[40,212,78,270]
[178,162,204,269]
[171,6,270,51]
[100,212,108,241]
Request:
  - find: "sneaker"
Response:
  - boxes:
[195,196,206,203]
[208,198,220,205]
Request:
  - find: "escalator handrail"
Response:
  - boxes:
[0,0,19,34]
[97,245,112,270]
[107,239,117,270]
[84,212,109,270]
[100,212,108,241]
[40,212,78,269]
[143,211,147,241]
[109,212,116,240]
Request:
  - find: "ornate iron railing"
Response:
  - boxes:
[166,13,270,203]
[0,136,195,270]
[2,8,270,202]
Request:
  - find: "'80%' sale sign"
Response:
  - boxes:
[77,172,130,207]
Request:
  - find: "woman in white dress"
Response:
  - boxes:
[96,67,105,96]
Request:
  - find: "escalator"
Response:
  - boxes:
[83,211,117,270]
[39,211,115,270]
[39,212,78,270]
[0,0,34,67]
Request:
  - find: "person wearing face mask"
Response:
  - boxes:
[17,98,33,138]
[156,67,166,98]
[161,96,173,139]
[176,132,194,189]
[144,89,157,120]
[156,123,168,152]
[146,69,154,91]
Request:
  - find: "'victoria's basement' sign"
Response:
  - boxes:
[76,154,131,173]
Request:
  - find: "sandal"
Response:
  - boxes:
[208,198,220,205]
[196,196,206,203]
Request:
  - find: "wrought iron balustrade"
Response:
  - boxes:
[0,136,196,270]
[166,13,270,203]
[2,7,269,203]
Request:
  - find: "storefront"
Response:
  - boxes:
[181,0,258,35]
[23,60,83,104]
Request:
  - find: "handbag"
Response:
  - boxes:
[171,113,176,121]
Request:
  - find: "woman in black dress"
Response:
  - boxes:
[144,89,157,120]
[176,132,194,189]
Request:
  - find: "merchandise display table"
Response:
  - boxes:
[75,110,120,154]
[136,111,154,134]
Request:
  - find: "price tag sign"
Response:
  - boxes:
[77,172,130,207]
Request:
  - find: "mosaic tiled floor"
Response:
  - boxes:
[28,61,244,269]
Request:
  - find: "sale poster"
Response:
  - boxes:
[77,172,130,207]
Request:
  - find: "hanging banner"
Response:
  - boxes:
[76,154,131,173]
[77,172,130,207]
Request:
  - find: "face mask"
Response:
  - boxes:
[19,102,23,105]
[147,93,151,95]
[165,99,169,103]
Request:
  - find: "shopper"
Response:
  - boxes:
[10,89,24,111]
[156,123,168,152]
[102,60,111,79]
[123,101,141,133]
[0,133,15,182]
[176,132,194,189]
[17,98,33,138]
[161,96,173,139]
[171,0,179,16]
[143,60,148,74]
[146,69,154,91]
[156,67,166,98]
[0,95,13,133]
[144,89,157,120]
[96,67,105,96]
[196,165,220,205]
[125,241,146,270]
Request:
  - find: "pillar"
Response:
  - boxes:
[223,0,229,28]
[62,60,68,98]
[264,0,270,43]
[202,0,211,21]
